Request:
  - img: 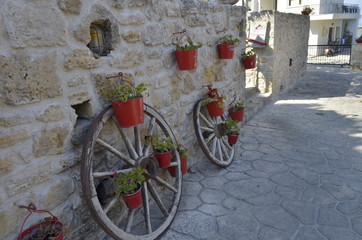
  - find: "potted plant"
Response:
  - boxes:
[225,120,240,145]
[168,145,189,177]
[228,101,245,122]
[217,35,240,59]
[301,6,313,15]
[103,82,147,128]
[114,167,147,209]
[242,50,257,69]
[203,92,226,117]
[175,41,202,71]
[356,34,362,44]
[18,204,63,240]
[147,136,175,168]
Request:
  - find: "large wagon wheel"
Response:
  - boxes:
[193,98,235,167]
[81,104,182,240]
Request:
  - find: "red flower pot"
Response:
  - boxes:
[218,44,235,59]
[175,49,198,70]
[155,151,172,168]
[121,183,143,209]
[356,39,362,43]
[206,100,224,117]
[228,134,239,145]
[19,218,63,240]
[242,57,256,69]
[168,157,188,177]
[112,97,144,128]
[229,109,245,122]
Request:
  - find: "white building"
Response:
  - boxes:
[245,0,361,45]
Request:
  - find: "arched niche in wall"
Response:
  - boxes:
[87,20,112,57]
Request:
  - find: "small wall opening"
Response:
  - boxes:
[72,100,92,120]
[87,20,112,57]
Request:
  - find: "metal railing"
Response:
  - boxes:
[307,45,351,65]
[308,3,360,15]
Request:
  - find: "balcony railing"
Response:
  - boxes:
[308,3,360,15]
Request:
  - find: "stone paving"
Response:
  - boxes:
[161,66,362,240]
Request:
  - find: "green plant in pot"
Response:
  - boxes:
[168,144,189,177]
[228,101,245,122]
[103,82,147,128]
[225,120,240,145]
[218,35,240,59]
[147,136,175,168]
[301,6,313,15]
[175,41,202,71]
[202,91,226,117]
[242,50,257,69]
[114,167,147,209]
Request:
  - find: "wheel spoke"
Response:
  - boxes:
[142,182,152,233]
[113,118,139,160]
[211,137,217,156]
[147,182,169,217]
[199,112,214,128]
[220,140,230,159]
[200,126,214,132]
[154,176,177,193]
[104,196,118,214]
[205,133,216,144]
[93,168,134,178]
[96,138,135,166]
[143,117,156,156]
[134,126,143,156]
[217,139,224,162]
[221,138,232,150]
[125,208,135,233]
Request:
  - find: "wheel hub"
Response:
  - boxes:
[214,123,226,138]
[137,156,159,178]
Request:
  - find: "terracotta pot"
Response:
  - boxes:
[175,49,198,70]
[217,43,235,59]
[206,100,224,117]
[19,219,63,240]
[356,39,362,43]
[229,109,245,122]
[112,97,144,128]
[121,183,143,209]
[228,134,239,145]
[242,56,256,69]
[168,157,188,177]
[155,151,172,168]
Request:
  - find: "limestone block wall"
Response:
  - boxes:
[0,0,246,239]
[351,43,362,70]
[246,11,309,95]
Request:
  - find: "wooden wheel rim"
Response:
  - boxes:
[81,104,182,240]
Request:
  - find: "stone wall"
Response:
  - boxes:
[246,11,309,95]
[351,43,362,70]
[0,0,246,239]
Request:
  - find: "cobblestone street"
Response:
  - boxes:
[162,66,362,240]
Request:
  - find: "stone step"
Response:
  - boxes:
[244,92,272,123]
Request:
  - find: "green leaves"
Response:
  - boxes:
[176,41,202,51]
[219,35,240,44]
[103,83,147,102]
[225,120,240,135]
[114,167,147,195]
[147,136,175,153]
[230,101,245,111]
[243,50,256,59]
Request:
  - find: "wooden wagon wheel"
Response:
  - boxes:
[81,104,182,240]
[193,98,235,167]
